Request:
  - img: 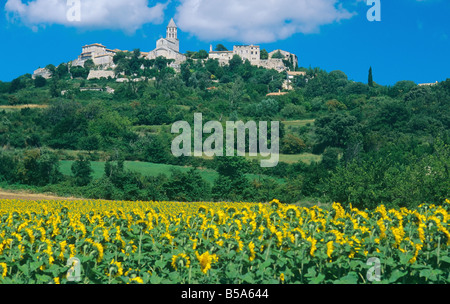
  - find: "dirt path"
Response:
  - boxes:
[0,189,84,201]
[0,104,48,109]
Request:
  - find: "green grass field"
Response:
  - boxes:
[59,160,286,185]
[244,153,322,165]
[281,119,315,128]
[60,161,218,183]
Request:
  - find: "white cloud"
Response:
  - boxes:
[4,0,168,33]
[175,0,356,43]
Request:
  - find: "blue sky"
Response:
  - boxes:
[0,0,449,86]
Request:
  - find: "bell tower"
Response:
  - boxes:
[167,18,178,41]
[166,18,179,53]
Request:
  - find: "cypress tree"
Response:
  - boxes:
[368,66,374,87]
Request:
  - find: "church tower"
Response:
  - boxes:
[167,18,178,41]
[166,18,179,52]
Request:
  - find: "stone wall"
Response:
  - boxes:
[209,51,234,65]
[233,45,260,64]
[87,70,116,80]
[258,59,286,72]
[32,68,52,79]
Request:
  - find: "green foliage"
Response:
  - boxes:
[314,112,361,151]
[280,103,306,119]
[368,66,374,87]
[83,59,95,71]
[88,111,131,148]
[16,149,62,186]
[34,76,47,88]
[71,154,93,186]
[0,151,19,183]
[70,66,88,79]
[271,51,284,59]
[2,59,450,208]
[281,134,306,154]
[249,98,279,120]
[260,49,269,60]
[9,77,25,93]
[215,44,228,51]
[327,139,450,209]
[212,156,251,201]
[55,63,69,79]
[163,168,211,201]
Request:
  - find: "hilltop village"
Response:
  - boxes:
[33,18,302,83]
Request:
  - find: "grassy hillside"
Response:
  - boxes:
[59,160,285,185]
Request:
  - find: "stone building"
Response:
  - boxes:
[269,49,299,69]
[73,43,117,68]
[147,18,187,69]
[208,44,298,72]
[418,81,438,86]
[209,45,261,66]
[51,17,299,80]
[208,45,234,65]
[233,45,261,65]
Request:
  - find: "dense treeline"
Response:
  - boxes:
[0,53,449,209]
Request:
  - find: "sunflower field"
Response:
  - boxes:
[0,198,449,284]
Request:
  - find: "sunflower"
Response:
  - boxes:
[326,241,334,259]
[248,241,256,261]
[195,251,218,274]
[109,259,124,278]
[171,253,191,270]
[0,263,7,278]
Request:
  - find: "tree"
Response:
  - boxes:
[368,66,374,87]
[195,50,209,60]
[314,112,361,151]
[79,135,100,154]
[71,154,93,186]
[229,54,243,72]
[205,59,222,78]
[215,44,228,51]
[88,111,131,147]
[56,63,69,79]
[9,77,24,93]
[281,134,306,154]
[45,64,56,76]
[260,49,269,60]
[143,134,171,164]
[49,79,61,97]
[276,175,304,204]
[212,156,251,201]
[84,59,95,71]
[180,61,192,84]
[0,81,10,93]
[17,149,62,186]
[271,51,284,59]
[254,98,280,119]
[163,168,211,201]
[154,56,171,72]
[280,104,306,119]
[0,152,18,183]
[34,75,47,88]
[70,66,89,79]
[130,49,143,75]
[113,51,128,65]
[228,76,245,111]
[321,147,340,170]
[389,80,416,97]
